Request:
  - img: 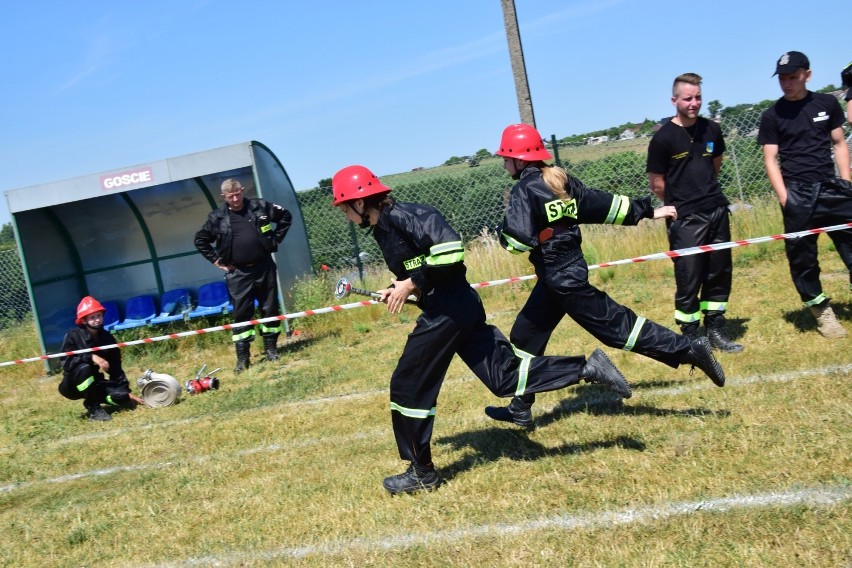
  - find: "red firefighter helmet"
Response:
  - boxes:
[495,123,553,161]
[75,296,106,325]
[331,165,392,206]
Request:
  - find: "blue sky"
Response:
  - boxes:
[0,0,847,226]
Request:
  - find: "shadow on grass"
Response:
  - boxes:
[435,386,728,482]
[261,328,341,360]
[719,316,749,341]
[534,387,729,429]
[274,333,323,356]
[436,428,645,483]
[629,370,740,391]
[782,300,850,333]
[434,388,633,481]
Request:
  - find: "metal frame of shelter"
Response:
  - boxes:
[3,141,313,370]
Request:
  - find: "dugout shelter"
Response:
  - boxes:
[3,141,313,369]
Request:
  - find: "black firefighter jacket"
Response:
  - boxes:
[194,198,292,266]
[373,201,467,308]
[499,166,655,272]
[60,326,123,378]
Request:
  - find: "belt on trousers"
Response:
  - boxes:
[234,258,266,270]
[538,221,572,243]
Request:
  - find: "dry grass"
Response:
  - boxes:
[0,199,849,567]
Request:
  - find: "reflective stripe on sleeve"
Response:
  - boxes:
[426,241,464,266]
[605,195,630,225]
[501,232,532,253]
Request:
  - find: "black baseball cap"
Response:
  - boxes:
[773,51,810,76]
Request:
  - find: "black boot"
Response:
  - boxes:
[382,462,440,495]
[263,334,280,362]
[84,399,111,422]
[234,340,251,374]
[681,337,725,387]
[580,348,632,398]
[705,314,744,353]
[680,321,702,341]
[485,394,535,430]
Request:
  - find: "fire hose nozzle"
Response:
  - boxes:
[186,365,221,395]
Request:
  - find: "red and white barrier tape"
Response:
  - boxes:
[468,222,851,287]
[2,222,850,368]
[0,299,379,368]
[585,221,852,270]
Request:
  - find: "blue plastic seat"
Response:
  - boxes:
[187,282,232,319]
[112,295,157,331]
[150,288,192,325]
[101,301,121,331]
[42,307,78,349]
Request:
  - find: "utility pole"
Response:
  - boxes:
[500,0,536,127]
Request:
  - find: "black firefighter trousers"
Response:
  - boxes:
[509,249,691,391]
[667,205,733,323]
[225,256,282,342]
[58,364,133,408]
[782,178,852,304]
[389,281,586,466]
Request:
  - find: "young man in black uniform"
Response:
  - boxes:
[194,179,293,371]
[758,51,852,338]
[59,296,145,421]
[331,164,632,495]
[647,72,743,352]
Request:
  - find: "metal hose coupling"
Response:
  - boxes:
[136,369,183,407]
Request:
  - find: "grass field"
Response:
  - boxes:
[0,199,849,567]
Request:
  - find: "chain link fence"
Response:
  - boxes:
[3,101,850,321]
[0,248,30,328]
[302,105,846,276]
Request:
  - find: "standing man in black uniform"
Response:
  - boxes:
[647,72,743,352]
[59,296,145,421]
[758,51,852,338]
[194,179,293,371]
[484,124,726,430]
[331,164,632,495]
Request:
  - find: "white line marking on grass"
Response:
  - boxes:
[33,361,848,450]
[651,363,852,397]
[2,361,849,483]
[2,362,848,495]
[139,484,850,567]
[0,426,385,494]
[27,387,389,448]
[2,362,848,494]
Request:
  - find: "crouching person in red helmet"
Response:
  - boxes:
[331,165,633,495]
[58,296,145,421]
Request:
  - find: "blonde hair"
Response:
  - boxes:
[220,179,244,195]
[672,73,702,97]
[540,163,571,201]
